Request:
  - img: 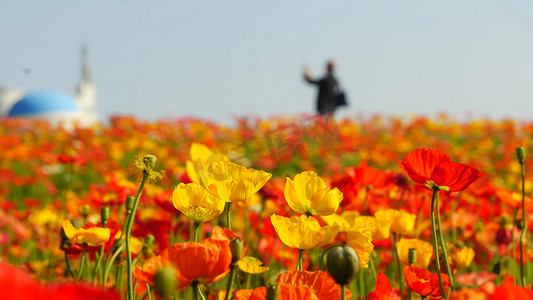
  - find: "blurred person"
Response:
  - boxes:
[303,60,343,117]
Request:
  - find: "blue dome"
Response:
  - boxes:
[8,90,79,117]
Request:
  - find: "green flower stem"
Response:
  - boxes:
[226,202,232,230]
[146,283,152,300]
[341,283,346,300]
[103,242,125,289]
[126,174,149,300]
[194,222,202,243]
[245,273,251,289]
[431,187,447,298]
[369,252,377,281]
[392,233,404,300]
[320,244,339,270]
[64,251,74,278]
[93,244,106,285]
[76,243,88,281]
[435,190,454,289]
[520,160,527,286]
[224,263,237,300]
[297,249,304,271]
[192,281,206,300]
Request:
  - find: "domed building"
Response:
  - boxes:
[0,45,98,128]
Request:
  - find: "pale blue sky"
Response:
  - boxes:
[2,1,533,124]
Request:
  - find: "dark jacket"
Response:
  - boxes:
[305,73,338,115]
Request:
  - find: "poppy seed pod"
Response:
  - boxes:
[516,146,526,163]
[326,245,360,285]
[144,155,158,170]
[153,266,176,298]
[230,238,243,263]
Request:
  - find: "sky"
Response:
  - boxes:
[1,1,533,125]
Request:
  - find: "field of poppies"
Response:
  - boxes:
[2,113,533,299]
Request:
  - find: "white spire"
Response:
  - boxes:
[75,43,98,125]
[81,44,93,83]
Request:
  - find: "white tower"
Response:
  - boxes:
[0,85,23,117]
[75,44,98,125]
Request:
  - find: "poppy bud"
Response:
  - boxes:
[112,239,126,254]
[516,219,525,231]
[408,248,417,265]
[59,227,70,250]
[230,238,243,263]
[145,234,155,246]
[496,228,513,245]
[492,261,502,274]
[153,266,176,298]
[126,195,135,211]
[265,283,279,300]
[100,207,110,226]
[326,245,360,285]
[516,146,526,163]
[79,204,91,217]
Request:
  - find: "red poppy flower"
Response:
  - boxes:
[490,276,533,299]
[369,272,393,300]
[403,265,450,297]
[0,262,118,300]
[276,270,352,300]
[161,237,232,288]
[398,148,481,192]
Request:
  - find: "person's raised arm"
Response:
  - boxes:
[303,67,319,84]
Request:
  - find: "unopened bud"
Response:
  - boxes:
[153,266,176,298]
[79,204,91,217]
[100,207,110,226]
[516,219,525,230]
[408,248,417,265]
[112,239,126,254]
[326,245,360,285]
[230,238,243,263]
[265,283,279,300]
[126,195,135,211]
[145,234,155,246]
[517,146,526,163]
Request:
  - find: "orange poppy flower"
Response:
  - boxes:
[276,270,352,300]
[398,148,481,192]
[403,265,450,297]
[161,237,231,288]
[232,283,319,300]
[134,255,164,286]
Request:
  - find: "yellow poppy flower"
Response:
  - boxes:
[390,210,416,235]
[284,171,343,216]
[172,182,225,223]
[185,143,228,184]
[346,224,375,269]
[62,219,111,247]
[237,256,269,274]
[115,231,144,254]
[322,211,375,233]
[396,238,433,268]
[270,214,340,250]
[374,209,416,239]
[198,159,272,202]
[449,245,475,269]
[374,209,398,240]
